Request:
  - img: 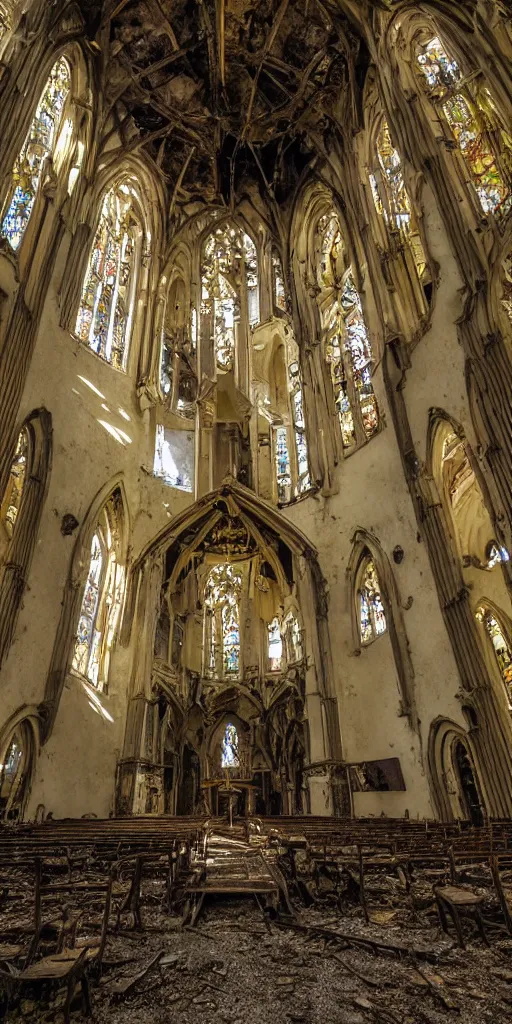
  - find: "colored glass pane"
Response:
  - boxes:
[76,185,138,369]
[484,613,512,704]
[268,617,283,671]
[416,37,511,217]
[373,121,427,280]
[202,223,259,371]
[272,249,287,311]
[317,213,379,449]
[288,360,310,494]
[275,426,292,503]
[2,428,28,539]
[221,723,240,768]
[1,58,70,250]
[204,563,243,678]
[73,532,102,682]
[359,558,387,644]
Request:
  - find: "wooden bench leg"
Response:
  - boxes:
[450,905,465,949]
[436,896,449,935]
[475,909,489,947]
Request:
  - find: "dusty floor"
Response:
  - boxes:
[7,898,512,1024]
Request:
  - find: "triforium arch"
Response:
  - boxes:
[117,479,346,818]
[39,476,129,742]
[428,717,487,826]
[0,408,52,670]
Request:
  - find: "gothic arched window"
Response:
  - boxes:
[415,35,511,217]
[204,563,243,678]
[72,490,126,690]
[370,120,427,284]
[271,344,310,502]
[75,183,140,369]
[0,57,70,250]
[317,212,379,452]
[272,248,287,313]
[221,722,240,768]
[0,427,28,546]
[284,611,303,663]
[201,223,259,372]
[357,555,387,645]
[477,606,512,707]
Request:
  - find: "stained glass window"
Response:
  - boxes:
[371,121,427,281]
[416,36,511,217]
[201,223,259,372]
[358,557,387,645]
[72,493,125,690]
[204,563,243,678]
[486,542,510,569]
[284,612,303,663]
[478,609,512,706]
[221,723,240,769]
[268,617,283,671]
[274,425,292,503]
[318,212,379,451]
[272,248,287,312]
[75,184,139,369]
[1,58,70,250]
[289,360,311,495]
[1,427,28,541]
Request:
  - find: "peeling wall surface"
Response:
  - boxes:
[0,0,512,825]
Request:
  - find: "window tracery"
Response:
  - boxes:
[477,607,512,705]
[75,183,140,370]
[0,427,28,543]
[0,57,70,250]
[317,212,379,451]
[415,35,511,218]
[370,120,427,283]
[72,492,125,690]
[201,223,259,372]
[204,563,243,678]
[358,556,387,645]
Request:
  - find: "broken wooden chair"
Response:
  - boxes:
[0,946,91,1024]
[434,884,488,948]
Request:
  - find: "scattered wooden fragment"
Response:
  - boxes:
[417,964,460,1011]
[109,950,164,1000]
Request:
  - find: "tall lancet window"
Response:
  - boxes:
[357,555,387,645]
[201,223,259,372]
[318,213,379,452]
[0,427,28,543]
[76,183,140,369]
[0,57,70,250]
[72,491,125,690]
[204,563,243,678]
[271,342,310,502]
[289,359,310,494]
[370,120,427,283]
[477,607,512,707]
[221,723,240,768]
[416,35,511,217]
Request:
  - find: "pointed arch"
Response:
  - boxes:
[0,408,52,670]
[40,475,130,741]
[427,717,487,823]
[346,528,416,726]
[0,706,39,822]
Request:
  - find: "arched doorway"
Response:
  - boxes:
[453,740,484,827]
[428,718,486,823]
[0,719,36,821]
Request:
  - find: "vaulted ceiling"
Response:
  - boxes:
[80,0,370,210]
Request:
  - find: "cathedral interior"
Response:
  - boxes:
[1,1,512,1021]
